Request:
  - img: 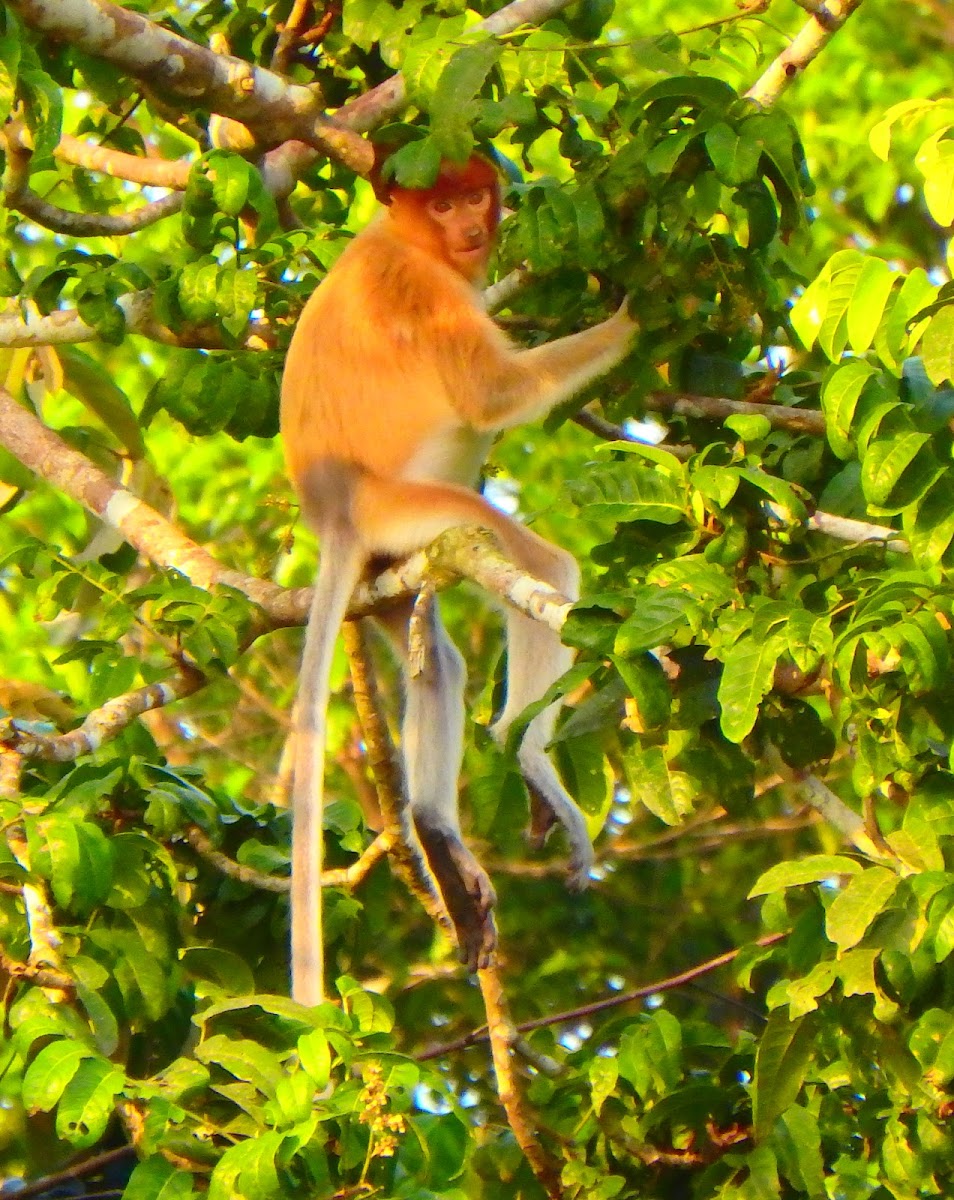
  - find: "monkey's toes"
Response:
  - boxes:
[414,821,498,972]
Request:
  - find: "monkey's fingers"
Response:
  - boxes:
[523,773,594,892]
[415,823,497,971]
[527,789,559,849]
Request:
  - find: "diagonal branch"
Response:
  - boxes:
[7,0,371,175]
[745,0,865,107]
[421,932,788,1060]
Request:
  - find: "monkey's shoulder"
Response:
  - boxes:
[335,227,480,324]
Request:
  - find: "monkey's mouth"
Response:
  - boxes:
[452,244,487,260]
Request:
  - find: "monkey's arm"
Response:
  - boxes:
[447,303,635,433]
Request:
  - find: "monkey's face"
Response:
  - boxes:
[424,188,496,280]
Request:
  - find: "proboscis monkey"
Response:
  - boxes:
[281,153,635,1004]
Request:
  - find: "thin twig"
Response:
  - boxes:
[271,0,315,72]
[5,670,205,762]
[9,1147,137,1200]
[184,823,392,891]
[421,932,788,1060]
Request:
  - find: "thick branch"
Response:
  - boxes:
[7,0,371,175]
[745,0,864,107]
[807,511,908,553]
[56,135,192,189]
[0,392,577,637]
[10,188,183,236]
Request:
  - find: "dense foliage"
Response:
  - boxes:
[1,0,953,1197]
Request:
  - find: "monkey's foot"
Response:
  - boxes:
[414,821,497,972]
[525,779,594,892]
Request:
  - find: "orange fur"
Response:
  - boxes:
[280,156,635,1005]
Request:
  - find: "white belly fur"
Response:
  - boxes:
[402,424,494,488]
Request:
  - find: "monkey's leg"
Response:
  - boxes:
[357,473,589,899]
[376,598,497,971]
[487,529,594,888]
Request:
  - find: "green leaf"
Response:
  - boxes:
[217,266,259,339]
[860,430,932,507]
[181,947,256,995]
[922,305,954,386]
[817,251,869,361]
[570,461,687,523]
[22,1041,91,1113]
[846,257,896,354]
[26,815,113,914]
[691,464,740,508]
[589,1055,618,1116]
[0,11,22,125]
[616,587,700,654]
[614,653,671,731]
[725,413,771,442]
[923,147,954,226]
[825,865,900,951]
[752,1011,816,1142]
[821,361,879,459]
[196,1034,285,1096]
[718,631,786,743]
[209,151,251,216]
[748,855,863,898]
[622,741,692,825]
[123,1156,196,1200]
[178,260,220,323]
[55,1057,124,1148]
[517,29,566,90]
[298,1029,332,1089]
[208,1132,285,1200]
[705,121,761,185]
[432,40,501,126]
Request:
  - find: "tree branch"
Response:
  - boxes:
[10,186,183,236]
[341,621,452,932]
[7,0,372,175]
[477,963,565,1199]
[0,291,274,350]
[56,134,192,189]
[644,391,826,437]
[745,0,865,108]
[3,669,205,762]
[184,824,392,891]
[421,932,788,1060]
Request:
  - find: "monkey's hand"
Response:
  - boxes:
[414,820,498,972]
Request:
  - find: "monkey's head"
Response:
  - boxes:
[376,154,501,283]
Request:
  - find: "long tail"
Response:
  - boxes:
[291,527,364,1006]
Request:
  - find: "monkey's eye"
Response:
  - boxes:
[466,189,489,205]
[429,199,453,215]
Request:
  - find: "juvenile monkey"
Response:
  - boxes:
[281,154,634,1003]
